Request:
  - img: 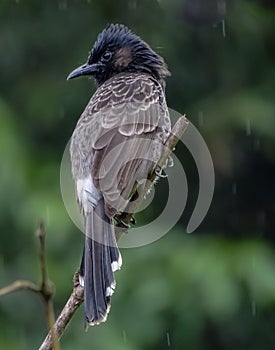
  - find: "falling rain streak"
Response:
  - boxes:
[166,332,171,347]
[246,119,251,136]
[254,138,261,151]
[251,301,257,317]
[59,0,67,10]
[123,330,127,344]
[221,19,226,37]
[232,182,237,195]
[198,111,204,127]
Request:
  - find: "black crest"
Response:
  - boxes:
[88,24,170,85]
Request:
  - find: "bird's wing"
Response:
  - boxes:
[82,73,169,217]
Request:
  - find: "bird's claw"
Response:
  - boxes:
[154,168,168,178]
[130,216,136,225]
[114,212,136,229]
[114,214,131,229]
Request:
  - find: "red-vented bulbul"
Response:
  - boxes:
[67,24,171,326]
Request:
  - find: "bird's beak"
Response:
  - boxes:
[67,63,99,80]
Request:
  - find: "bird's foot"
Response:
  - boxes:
[130,216,136,225]
[114,214,131,229]
[154,168,168,178]
[114,214,136,228]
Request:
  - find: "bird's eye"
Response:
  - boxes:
[102,51,112,62]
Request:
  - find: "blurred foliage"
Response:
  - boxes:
[0,0,275,349]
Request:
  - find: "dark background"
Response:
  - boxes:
[1,0,275,349]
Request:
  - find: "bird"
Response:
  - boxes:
[67,23,171,327]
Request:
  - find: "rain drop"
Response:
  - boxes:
[246,119,251,136]
[128,0,137,10]
[232,182,237,195]
[256,211,266,227]
[254,138,260,151]
[59,107,65,119]
[221,19,226,37]
[198,111,204,127]
[46,206,51,225]
[217,0,227,17]
[166,332,171,347]
[59,0,67,10]
[123,330,127,344]
[251,300,257,317]
[252,255,256,269]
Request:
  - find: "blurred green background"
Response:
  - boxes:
[1,0,275,349]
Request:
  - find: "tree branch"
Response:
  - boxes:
[39,272,84,350]
[0,221,60,350]
[0,280,40,296]
[115,114,189,238]
[36,222,60,350]
[39,114,189,350]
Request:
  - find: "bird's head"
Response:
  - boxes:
[67,24,170,86]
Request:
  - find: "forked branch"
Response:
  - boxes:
[0,222,60,350]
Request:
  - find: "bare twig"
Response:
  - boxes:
[0,222,60,350]
[36,222,60,350]
[39,114,189,350]
[0,280,40,296]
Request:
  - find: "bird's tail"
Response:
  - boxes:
[80,198,122,326]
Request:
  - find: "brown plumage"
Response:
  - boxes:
[68,24,171,326]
